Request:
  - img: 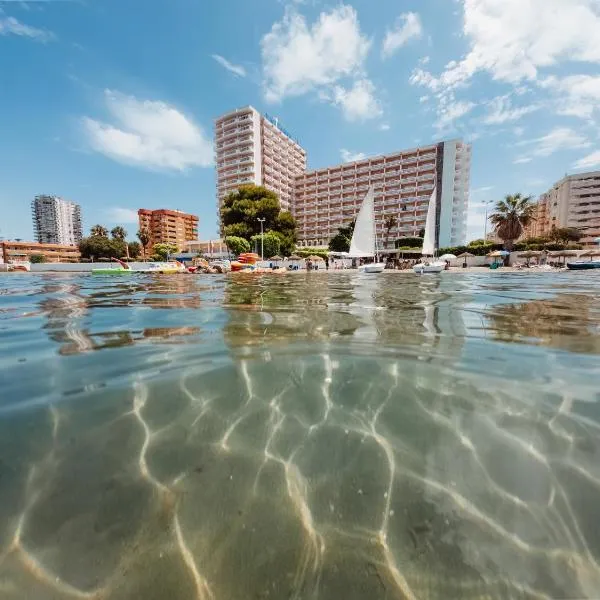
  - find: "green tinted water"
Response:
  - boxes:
[1,271,600,599]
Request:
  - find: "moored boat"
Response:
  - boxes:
[350,187,386,273]
[413,188,446,274]
[567,260,600,270]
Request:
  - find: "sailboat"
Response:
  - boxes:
[413,188,446,274]
[349,187,386,273]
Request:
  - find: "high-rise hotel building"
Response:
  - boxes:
[215,106,307,215]
[523,170,600,247]
[138,209,198,252]
[31,195,83,246]
[215,106,471,248]
[294,140,470,248]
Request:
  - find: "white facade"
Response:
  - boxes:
[214,106,306,221]
[294,140,470,249]
[31,195,82,245]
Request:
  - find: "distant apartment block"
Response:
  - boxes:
[138,209,198,251]
[31,195,82,245]
[294,140,471,249]
[215,106,307,216]
[524,171,600,247]
[1,241,81,263]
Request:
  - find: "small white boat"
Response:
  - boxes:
[413,188,445,275]
[413,261,445,274]
[350,187,386,274]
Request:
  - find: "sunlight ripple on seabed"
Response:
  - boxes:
[2,272,600,599]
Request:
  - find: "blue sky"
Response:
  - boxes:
[1,0,599,243]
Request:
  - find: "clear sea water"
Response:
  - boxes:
[1,271,600,599]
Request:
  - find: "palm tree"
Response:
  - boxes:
[489,193,536,250]
[384,215,397,249]
[111,226,127,241]
[137,229,150,260]
[90,224,108,238]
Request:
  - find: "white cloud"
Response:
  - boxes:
[445,0,600,88]
[378,123,390,131]
[410,0,600,128]
[382,12,423,58]
[331,78,382,121]
[211,54,246,77]
[573,150,600,170]
[261,5,370,102]
[82,90,213,171]
[541,74,600,119]
[107,208,139,224]
[341,149,367,162]
[471,186,494,196]
[0,15,54,41]
[435,96,476,131]
[483,95,539,124]
[514,127,591,163]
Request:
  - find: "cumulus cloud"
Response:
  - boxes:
[514,127,591,164]
[107,208,139,224]
[382,12,423,58]
[483,95,540,124]
[410,0,600,128]
[573,150,600,170]
[82,90,213,171]
[0,15,55,41]
[331,79,382,121]
[211,54,246,77]
[541,74,600,119]
[261,5,370,102]
[341,149,367,162]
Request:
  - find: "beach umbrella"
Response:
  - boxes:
[269,255,283,261]
[519,250,541,266]
[288,254,302,260]
[457,251,474,267]
[307,255,324,261]
[579,250,600,261]
[487,250,507,257]
[439,253,457,261]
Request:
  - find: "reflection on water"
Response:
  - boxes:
[1,271,600,599]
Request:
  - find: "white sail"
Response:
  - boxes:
[421,187,437,256]
[349,187,376,257]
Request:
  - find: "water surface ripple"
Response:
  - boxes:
[1,271,600,599]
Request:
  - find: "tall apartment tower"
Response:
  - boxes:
[214,106,306,218]
[138,209,199,252]
[31,195,83,245]
[294,140,471,249]
[523,171,600,247]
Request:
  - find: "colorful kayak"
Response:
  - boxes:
[92,260,186,275]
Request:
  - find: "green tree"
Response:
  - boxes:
[111,226,127,241]
[384,215,397,248]
[137,229,150,260]
[549,226,582,244]
[328,220,355,253]
[489,193,536,250]
[30,254,46,264]
[79,237,127,260]
[151,242,178,261]
[127,241,142,259]
[225,236,251,256]
[251,231,281,259]
[90,224,109,238]
[221,185,281,238]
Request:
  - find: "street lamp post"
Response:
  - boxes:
[257,218,266,261]
[483,200,494,240]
